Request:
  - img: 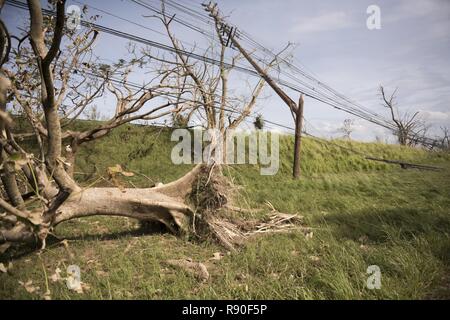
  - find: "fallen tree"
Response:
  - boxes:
[0,0,197,249]
[0,0,304,253]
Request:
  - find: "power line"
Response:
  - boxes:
[4,0,439,147]
[126,0,401,128]
[6,0,396,131]
[137,0,418,135]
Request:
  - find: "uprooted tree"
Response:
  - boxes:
[0,0,201,250]
[0,0,303,253]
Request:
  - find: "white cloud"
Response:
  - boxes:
[420,111,450,122]
[385,0,448,24]
[290,11,354,34]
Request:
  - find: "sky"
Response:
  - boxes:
[2,0,450,142]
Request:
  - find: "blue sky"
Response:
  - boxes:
[2,0,450,141]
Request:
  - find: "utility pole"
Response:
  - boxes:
[204,2,305,179]
[293,95,304,179]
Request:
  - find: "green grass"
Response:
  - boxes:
[1,124,449,299]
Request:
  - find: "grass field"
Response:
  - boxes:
[1,124,449,299]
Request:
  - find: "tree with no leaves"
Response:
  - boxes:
[439,126,450,150]
[0,0,299,252]
[0,0,200,250]
[4,7,193,177]
[149,1,285,138]
[379,86,428,147]
[338,119,354,140]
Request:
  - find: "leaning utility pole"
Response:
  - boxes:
[293,95,304,179]
[204,2,305,179]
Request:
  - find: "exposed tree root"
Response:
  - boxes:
[201,209,308,251]
[188,165,308,251]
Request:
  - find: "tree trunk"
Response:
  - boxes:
[1,165,203,245]
[54,188,194,235]
[0,162,25,208]
[54,165,204,233]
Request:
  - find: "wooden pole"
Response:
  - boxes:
[293,95,304,179]
[204,3,305,179]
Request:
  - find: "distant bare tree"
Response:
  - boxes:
[379,86,428,146]
[439,126,450,150]
[85,105,101,121]
[339,119,354,140]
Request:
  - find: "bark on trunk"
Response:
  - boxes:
[54,187,193,234]
[53,165,203,234]
[293,95,304,179]
[1,166,203,246]
[0,162,25,208]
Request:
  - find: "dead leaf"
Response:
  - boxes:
[211,252,224,261]
[95,270,107,277]
[19,280,39,294]
[50,268,62,282]
[61,240,75,259]
[121,171,134,177]
[166,258,209,282]
[235,273,248,281]
[27,211,43,225]
[0,263,7,273]
[42,290,52,300]
[305,231,314,240]
[108,164,134,177]
[73,285,83,294]
[0,243,11,254]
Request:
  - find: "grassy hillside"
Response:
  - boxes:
[1,124,449,299]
